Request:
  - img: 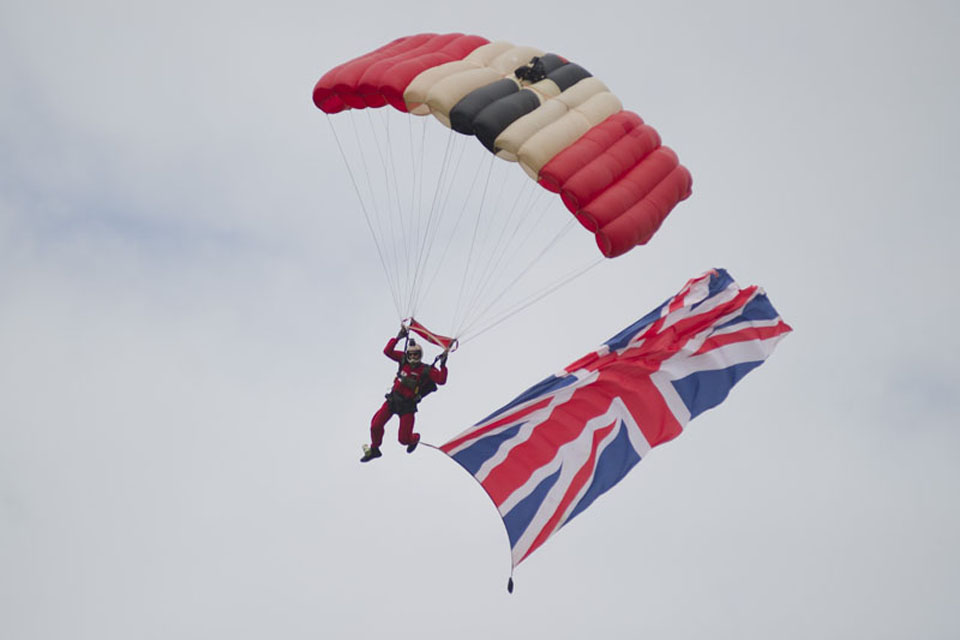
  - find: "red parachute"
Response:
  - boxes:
[315,34,693,346]
[314,33,691,259]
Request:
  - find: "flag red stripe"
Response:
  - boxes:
[484,395,599,505]
[693,321,794,355]
[439,397,551,453]
[519,420,618,564]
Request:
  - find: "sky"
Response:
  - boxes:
[2,0,959,638]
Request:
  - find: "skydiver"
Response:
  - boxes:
[360,325,449,463]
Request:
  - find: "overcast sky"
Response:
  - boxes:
[2,1,958,638]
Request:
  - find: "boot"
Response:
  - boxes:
[406,434,420,454]
[360,445,382,463]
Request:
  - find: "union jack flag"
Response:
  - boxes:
[438,268,792,570]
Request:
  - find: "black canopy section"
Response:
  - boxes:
[472,89,542,152]
[450,78,520,134]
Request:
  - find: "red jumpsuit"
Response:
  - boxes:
[369,336,448,449]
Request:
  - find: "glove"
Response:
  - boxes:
[439,352,448,367]
[397,326,408,339]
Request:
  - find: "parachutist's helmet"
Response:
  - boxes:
[405,341,423,363]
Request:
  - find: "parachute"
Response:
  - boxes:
[314,33,692,344]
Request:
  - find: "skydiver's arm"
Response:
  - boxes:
[384,337,404,362]
[430,363,448,385]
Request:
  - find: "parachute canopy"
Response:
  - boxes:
[438,269,791,572]
[314,33,692,259]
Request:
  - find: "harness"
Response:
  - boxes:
[386,361,436,414]
[386,330,445,414]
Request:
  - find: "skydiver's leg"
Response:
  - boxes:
[398,413,419,451]
[397,413,416,444]
[370,401,393,448]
